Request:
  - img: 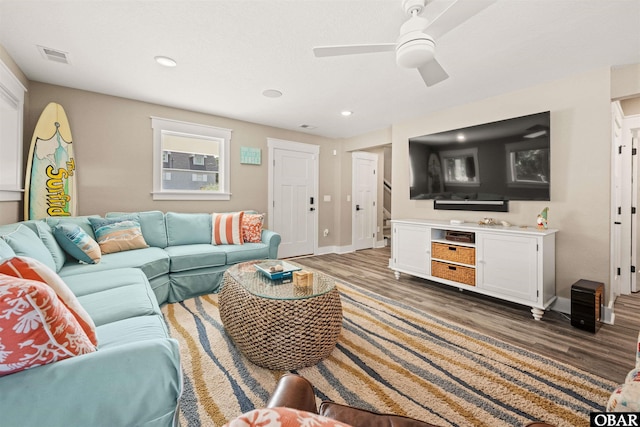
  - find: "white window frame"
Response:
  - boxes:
[0,59,27,201]
[151,117,231,200]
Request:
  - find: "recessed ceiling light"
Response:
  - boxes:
[341,111,353,117]
[262,89,283,98]
[154,56,177,67]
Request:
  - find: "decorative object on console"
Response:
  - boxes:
[478,217,497,226]
[501,220,512,227]
[537,207,549,229]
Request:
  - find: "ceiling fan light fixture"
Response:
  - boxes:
[396,37,435,69]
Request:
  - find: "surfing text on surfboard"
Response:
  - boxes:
[45,158,75,216]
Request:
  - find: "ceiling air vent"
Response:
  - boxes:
[37,45,70,64]
[299,124,317,130]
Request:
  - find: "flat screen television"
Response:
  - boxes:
[408,111,550,211]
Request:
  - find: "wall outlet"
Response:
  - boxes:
[323,229,329,237]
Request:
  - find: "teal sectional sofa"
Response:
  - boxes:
[0,210,281,427]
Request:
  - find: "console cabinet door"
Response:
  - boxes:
[477,233,538,303]
[392,223,430,276]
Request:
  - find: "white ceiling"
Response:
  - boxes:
[1,0,639,139]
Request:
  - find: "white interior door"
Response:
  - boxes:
[611,101,624,300]
[352,151,378,251]
[268,138,318,259]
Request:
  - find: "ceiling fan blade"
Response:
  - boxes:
[313,43,396,58]
[417,58,449,87]
[425,0,496,39]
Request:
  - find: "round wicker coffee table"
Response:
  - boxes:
[219,260,342,370]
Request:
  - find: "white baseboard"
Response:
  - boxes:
[316,245,355,255]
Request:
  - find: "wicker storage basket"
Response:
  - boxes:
[431,260,476,286]
[432,242,476,265]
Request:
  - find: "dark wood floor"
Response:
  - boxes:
[292,247,639,383]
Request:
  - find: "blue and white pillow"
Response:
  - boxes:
[53,223,101,264]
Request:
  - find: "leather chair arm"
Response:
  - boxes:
[266,373,318,414]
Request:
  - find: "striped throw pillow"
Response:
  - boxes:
[212,212,244,245]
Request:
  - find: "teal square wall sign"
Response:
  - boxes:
[240,147,261,165]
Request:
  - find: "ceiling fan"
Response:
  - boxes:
[313,0,496,87]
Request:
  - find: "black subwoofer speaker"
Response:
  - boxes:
[570,279,604,333]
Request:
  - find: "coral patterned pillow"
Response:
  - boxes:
[223,407,353,427]
[0,273,96,377]
[212,212,244,245]
[242,213,264,243]
[0,256,97,346]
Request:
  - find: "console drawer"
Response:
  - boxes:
[431,261,476,286]
[432,242,476,265]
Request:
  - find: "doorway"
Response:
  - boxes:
[352,151,378,251]
[610,101,640,305]
[268,138,319,259]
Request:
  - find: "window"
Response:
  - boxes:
[0,60,26,201]
[440,148,480,186]
[151,117,231,200]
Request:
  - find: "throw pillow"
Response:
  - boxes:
[0,256,98,346]
[0,273,96,377]
[223,407,353,427]
[212,212,244,245]
[52,223,102,264]
[88,218,149,254]
[242,213,264,243]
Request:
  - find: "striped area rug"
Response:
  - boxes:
[161,280,616,427]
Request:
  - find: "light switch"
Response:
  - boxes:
[323,195,331,202]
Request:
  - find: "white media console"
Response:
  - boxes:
[389,219,557,320]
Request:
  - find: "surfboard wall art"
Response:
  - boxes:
[24,102,77,220]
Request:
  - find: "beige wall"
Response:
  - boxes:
[389,67,612,300]
[612,64,640,101]
[621,97,640,116]
[0,46,29,224]
[23,82,341,244]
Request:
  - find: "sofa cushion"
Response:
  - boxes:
[223,242,270,264]
[0,224,57,271]
[212,211,244,245]
[164,244,226,272]
[106,211,168,248]
[62,267,152,297]
[96,315,169,348]
[77,282,160,326]
[0,273,96,377]
[45,216,98,240]
[59,247,170,281]
[31,221,67,271]
[166,212,212,246]
[0,239,15,260]
[52,223,102,264]
[0,256,97,346]
[89,218,149,254]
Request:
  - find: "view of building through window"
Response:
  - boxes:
[161,133,221,191]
